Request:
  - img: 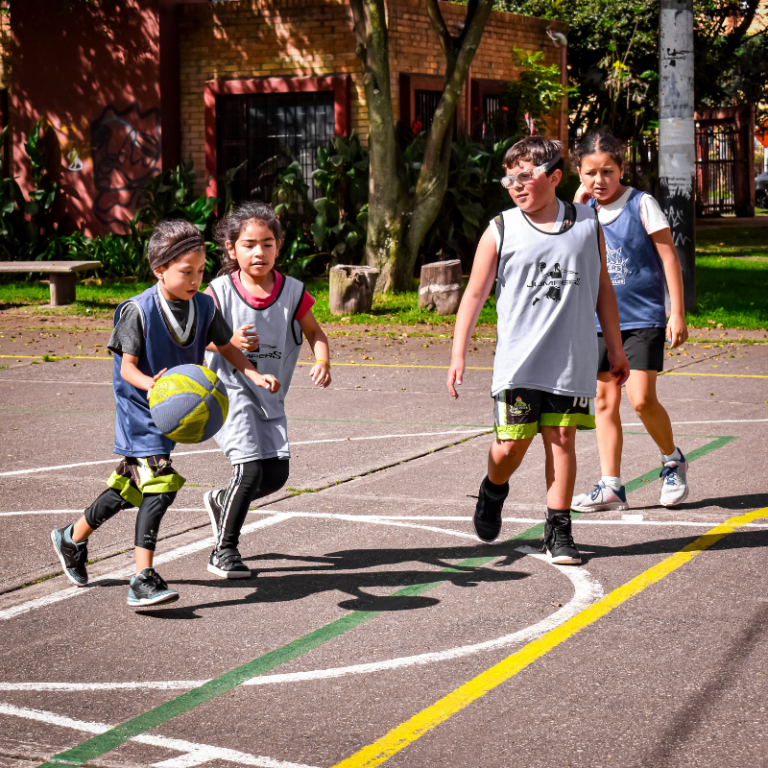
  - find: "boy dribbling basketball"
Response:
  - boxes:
[50,220,279,608]
[447,137,629,564]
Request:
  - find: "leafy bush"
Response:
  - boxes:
[0,120,67,263]
[272,153,315,279]
[310,134,369,264]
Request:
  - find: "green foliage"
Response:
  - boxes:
[0,119,68,262]
[503,48,576,136]
[271,151,315,278]
[406,133,514,263]
[310,134,369,264]
[493,0,765,140]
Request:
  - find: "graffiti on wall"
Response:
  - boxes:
[90,102,161,226]
[56,119,91,172]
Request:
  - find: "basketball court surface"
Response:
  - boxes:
[1,318,767,768]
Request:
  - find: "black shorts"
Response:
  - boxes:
[494,388,595,440]
[597,327,666,373]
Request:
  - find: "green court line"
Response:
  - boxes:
[37,435,736,767]
[622,435,736,495]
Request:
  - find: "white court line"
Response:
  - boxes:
[0,514,292,623]
[0,546,603,693]
[0,507,225,518]
[3,509,768,528]
[0,429,486,477]
[0,702,318,768]
[250,510,768,529]
[624,418,768,427]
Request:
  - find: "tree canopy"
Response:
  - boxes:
[491,0,767,140]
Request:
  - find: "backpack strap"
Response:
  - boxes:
[493,213,505,259]
[560,201,577,233]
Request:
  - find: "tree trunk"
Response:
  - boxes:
[329,265,380,315]
[350,0,493,293]
[418,259,462,314]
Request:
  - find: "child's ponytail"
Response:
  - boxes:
[214,201,283,277]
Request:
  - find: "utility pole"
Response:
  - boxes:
[658,0,696,310]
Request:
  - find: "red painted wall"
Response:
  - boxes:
[11,0,162,236]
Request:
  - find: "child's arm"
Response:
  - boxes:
[649,227,688,348]
[594,226,631,387]
[120,355,167,400]
[298,310,332,388]
[447,226,498,399]
[212,341,281,393]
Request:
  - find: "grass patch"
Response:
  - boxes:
[687,256,768,329]
[0,281,156,317]
[1,241,766,330]
[696,225,768,250]
[307,278,497,326]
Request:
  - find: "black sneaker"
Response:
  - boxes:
[542,513,582,565]
[473,477,509,544]
[127,568,179,607]
[51,525,89,586]
[204,490,222,539]
[208,547,251,579]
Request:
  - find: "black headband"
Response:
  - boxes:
[150,233,206,271]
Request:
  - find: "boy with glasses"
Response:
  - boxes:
[447,136,629,564]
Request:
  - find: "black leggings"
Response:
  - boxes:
[217,458,290,550]
[84,488,177,551]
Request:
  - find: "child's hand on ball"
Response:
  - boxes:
[233,324,259,352]
[146,368,168,400]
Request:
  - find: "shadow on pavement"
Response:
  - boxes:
[680,492,768,511]
[638,602,768,768]
[579,529,768,565]
[141,543,532,620]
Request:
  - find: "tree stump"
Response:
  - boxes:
[329,265,380,315]
[418,259,463,315]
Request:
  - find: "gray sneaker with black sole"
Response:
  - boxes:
[51,524,89,586]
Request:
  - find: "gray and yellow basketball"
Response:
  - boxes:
[149,364,229,444]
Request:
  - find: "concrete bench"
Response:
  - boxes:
[0,260,103,306]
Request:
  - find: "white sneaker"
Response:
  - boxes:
[659,453,689,507]
[571,481,628,512]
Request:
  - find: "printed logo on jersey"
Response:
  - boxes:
[526,261,580,306]
[245,343,282,362]
[606,246,630,285]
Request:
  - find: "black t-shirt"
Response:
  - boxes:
[108,298,233,357]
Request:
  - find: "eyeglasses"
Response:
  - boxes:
[500,158,558,188]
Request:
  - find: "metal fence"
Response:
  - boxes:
[695,123,736,216]
[215,91,335,204]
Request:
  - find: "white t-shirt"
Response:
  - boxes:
[593,187,669,234]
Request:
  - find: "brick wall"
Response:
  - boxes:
[178,0,566,191]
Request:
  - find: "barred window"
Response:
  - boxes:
[216,91,335,204]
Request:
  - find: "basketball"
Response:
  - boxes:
[148,364,229,444]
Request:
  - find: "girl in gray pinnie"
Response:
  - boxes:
[203,202,332,578]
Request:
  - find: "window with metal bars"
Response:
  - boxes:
[483,94,513,142]
[414,90,456,137]
[216,91,335,204]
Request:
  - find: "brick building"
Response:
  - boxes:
[7,0,566,235]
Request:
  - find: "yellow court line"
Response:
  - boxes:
[297,360,492,370]
[297,361,768,378]
[331,506,768,768]
[0,354,111,361]
[663,371,768,379]
[2,354,765,379]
